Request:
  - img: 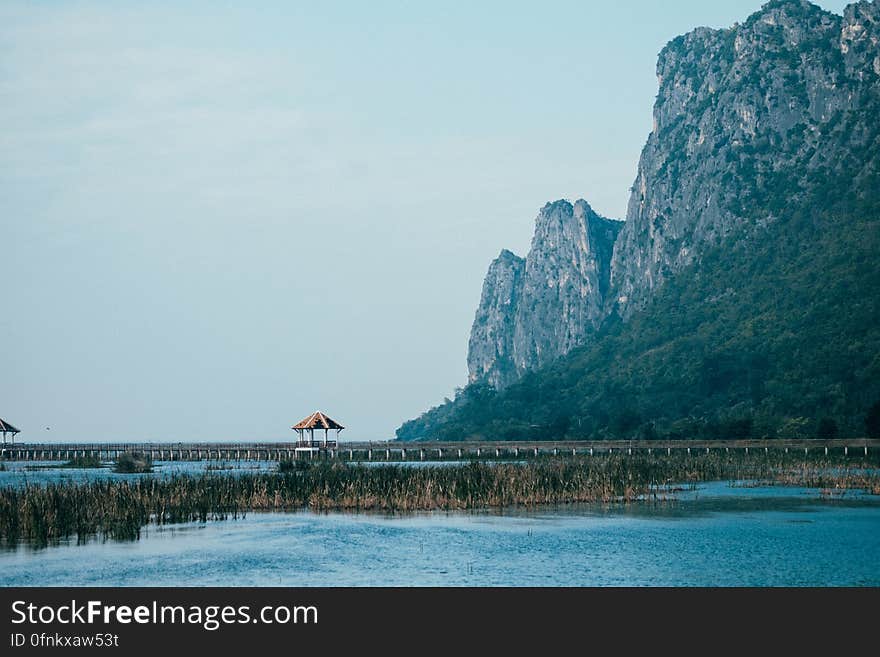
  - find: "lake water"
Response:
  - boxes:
[1,481,878,586]
[0,459,278,487]
[0,459,469,488]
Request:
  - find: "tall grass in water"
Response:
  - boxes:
[0,452,877,547]
[62,455,103,469]
[113,451,152,474]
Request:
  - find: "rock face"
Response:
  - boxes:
[467,200,622,388]
[467,249,525,389]
[467,0,880,388]
[611,0,880,318]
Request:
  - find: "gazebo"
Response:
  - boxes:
[0,418,20,446]
[291,411,344,449]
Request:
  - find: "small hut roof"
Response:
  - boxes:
[292,411,344,431]
[0,418,20,434]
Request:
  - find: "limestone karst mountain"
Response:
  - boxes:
[467,200,621,389]
[398,0,880,441]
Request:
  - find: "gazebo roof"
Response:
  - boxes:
[0,418,20,434]
[292,411,344,431]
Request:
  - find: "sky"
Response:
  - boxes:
[0,0,851,443]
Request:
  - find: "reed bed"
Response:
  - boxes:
[62,455,103,469]
[113,451,152,474]
[1,451,877,548]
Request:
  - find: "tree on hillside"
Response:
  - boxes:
[816,417,838,440]
[866,401,880,439]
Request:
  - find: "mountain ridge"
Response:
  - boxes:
[467,199,622,389]
[398,0,880,441]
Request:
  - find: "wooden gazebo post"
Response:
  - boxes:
[0,418,21,447]
[291,411,345,450]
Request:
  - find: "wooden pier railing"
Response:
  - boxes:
[0,438,877,462]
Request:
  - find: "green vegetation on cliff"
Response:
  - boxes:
[397,1,880,442]
[398,181,880,441]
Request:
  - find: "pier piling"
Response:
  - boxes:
[4,439,874,465]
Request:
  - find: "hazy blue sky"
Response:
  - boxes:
[1,1,850,442]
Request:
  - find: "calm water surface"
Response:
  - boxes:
[1,481,878,586]
[0,459,468,488]
[0,460,278,487]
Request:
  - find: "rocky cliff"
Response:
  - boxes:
[399,0,880,441]
[466,0,880,389]
[611,0,880,318]
[467,200,622,389]
[467,249,525,389]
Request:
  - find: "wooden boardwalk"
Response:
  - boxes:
[0,438,877,462]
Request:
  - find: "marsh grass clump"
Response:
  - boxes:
[62,455,103,469]
[278,459,312,473]
[113,452,153,474]
[1,450,877,548]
